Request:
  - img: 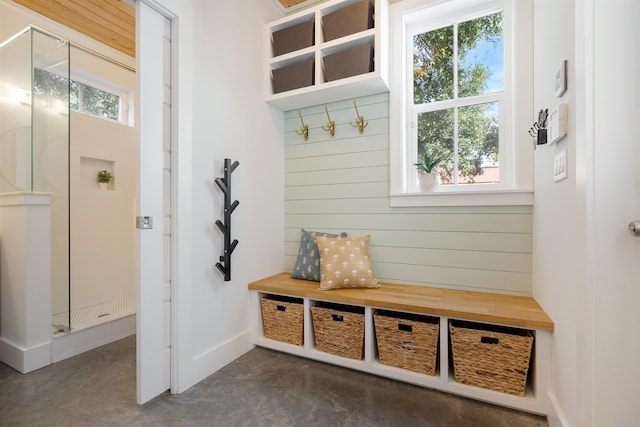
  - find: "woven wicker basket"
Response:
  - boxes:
[260,294,304,346]
[374,311,439,376]
[449,320,534,396]
[311,302,364,360]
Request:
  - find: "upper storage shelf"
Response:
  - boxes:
[266,0,389,111]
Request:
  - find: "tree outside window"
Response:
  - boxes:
[70,80,119,120]
[33,68,121,121]
[412,12,503,186]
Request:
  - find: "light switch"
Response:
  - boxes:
[548,103,568,145]
[554,148,568,182]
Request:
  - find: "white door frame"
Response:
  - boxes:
[134,0,181,404]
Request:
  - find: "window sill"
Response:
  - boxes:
[390,189,534,207]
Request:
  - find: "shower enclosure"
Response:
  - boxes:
[0,27,71,331]
[0,27,136,353]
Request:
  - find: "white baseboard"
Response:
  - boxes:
[52,314,135,362]
[187,329,254,393]
[547,391,571,427]
[0,337,51,373]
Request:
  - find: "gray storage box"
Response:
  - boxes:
[271,58,315,94]
[322,0,374,42]
[272,19,315,57]
[323,43,373,82]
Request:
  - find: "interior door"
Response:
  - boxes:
[590,0,640,424]
[136,0,172,404]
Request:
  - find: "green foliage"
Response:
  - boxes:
[96,170,112,183]
[71,81,119,120]
[33,68,69,105]
[413,26,454,104]
[413,12,502,183]
[414,150,446,174]
[33,68,120,121]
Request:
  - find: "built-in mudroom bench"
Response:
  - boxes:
[248,273,554,415]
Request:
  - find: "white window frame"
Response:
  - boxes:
[389,0,533,207]
[70,69,134,126]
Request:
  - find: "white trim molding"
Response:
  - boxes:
[390,189,533,207]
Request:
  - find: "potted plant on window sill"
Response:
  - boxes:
[97,170,113,190]
[414,151,444,192]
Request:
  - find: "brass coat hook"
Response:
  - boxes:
[321,106,335,137]
[349,100,368,134]
[295,111,309,141]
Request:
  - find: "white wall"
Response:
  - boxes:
[189,0,284,380]
[150,0,285,391]
[70,111,136,311]
[68,46,137,313]
[531,1,580,425]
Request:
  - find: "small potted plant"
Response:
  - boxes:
[96,170,112,190]
[414,151,444,192]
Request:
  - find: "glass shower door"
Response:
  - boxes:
[0,27,71,332]
[0,29,32,192]
[32,28,71,332]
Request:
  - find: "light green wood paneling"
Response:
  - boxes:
[285,245,530,272]
[285,182,388,200]
[283,93,533,295]
[285,149,388,173]
[286,166,389,186]
[372,262,532,295]
[285,134,388,159]
[285,228,531,254]
[285,198,533,215]
[285,213,531,233]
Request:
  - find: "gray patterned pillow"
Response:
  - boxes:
[290,228,348,281]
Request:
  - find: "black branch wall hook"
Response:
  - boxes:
[214,158,239,281]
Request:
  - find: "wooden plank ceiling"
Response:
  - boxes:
[12,0,135,57]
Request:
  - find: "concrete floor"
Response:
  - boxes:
[0,336,548,426]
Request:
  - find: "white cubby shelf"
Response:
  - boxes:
[249,273,554,416]
[266,0,389,110]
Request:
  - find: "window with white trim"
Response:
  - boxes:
[389,0,533,206]
[33,68,132,125]
[70,79,122,122]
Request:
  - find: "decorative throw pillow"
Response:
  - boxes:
[290,228,348,281]
[315,235,380,290]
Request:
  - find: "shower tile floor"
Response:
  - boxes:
[52,296,135,335]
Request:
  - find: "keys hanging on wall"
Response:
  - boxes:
[529,108,549,148]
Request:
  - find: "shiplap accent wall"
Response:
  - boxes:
[284,93,532,296]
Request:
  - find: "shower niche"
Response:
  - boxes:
[80,156,115,190]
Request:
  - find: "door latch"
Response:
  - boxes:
[136,216,153,229]
[628,220,640,236]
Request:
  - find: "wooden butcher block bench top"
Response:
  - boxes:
[249,273,554,331]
